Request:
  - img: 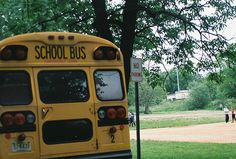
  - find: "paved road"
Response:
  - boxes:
[130,122,236,143]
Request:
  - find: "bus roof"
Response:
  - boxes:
[0,32,123,67]
[0,32,117,47]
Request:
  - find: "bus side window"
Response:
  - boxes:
[38,70,89,104]
[94,70,124,101]
[0,71,32,106]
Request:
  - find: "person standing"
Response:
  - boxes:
[223,106,230,123]
[232,107,235,123]
[128,112,132,126]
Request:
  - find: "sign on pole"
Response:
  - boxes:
[130,57,143,82]
[130,57,142,159]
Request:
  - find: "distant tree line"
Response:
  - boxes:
[129,44,236,113]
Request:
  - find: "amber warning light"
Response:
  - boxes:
[93,46,117,60]
[0,45,28,60]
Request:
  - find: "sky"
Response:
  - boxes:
[112,0,236,72]
[222,18,236,43]
[143,17,236,72]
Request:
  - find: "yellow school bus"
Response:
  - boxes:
[0,32,132,159]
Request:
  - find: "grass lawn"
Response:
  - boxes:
[130,117,223,130]
[131,140,236,159]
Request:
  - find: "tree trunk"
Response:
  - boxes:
[91,0,113,42]
[120,0,139,92]
[144,105,150,114]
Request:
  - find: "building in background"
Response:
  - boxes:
[167,90,189,101]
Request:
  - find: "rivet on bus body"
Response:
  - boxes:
[5,133,11,139]
[17,133,26,142]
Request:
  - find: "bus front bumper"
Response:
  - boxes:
[51,150,132,159]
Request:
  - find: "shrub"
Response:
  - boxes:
[185,81,211,110]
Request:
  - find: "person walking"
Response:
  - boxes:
[131,112,136,127]
[223,106,230,123]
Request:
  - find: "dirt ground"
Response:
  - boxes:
[130,110,236,143]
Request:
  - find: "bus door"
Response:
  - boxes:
[0,68,40,159]
[33,67,97,156]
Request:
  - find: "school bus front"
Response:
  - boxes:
[0,32,132,159]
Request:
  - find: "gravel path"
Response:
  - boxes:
[130,122,236,143]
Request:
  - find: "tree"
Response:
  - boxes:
[128,79,166,114]
[1,0,236,91]
[219,43,236,69]
[163,68,200,94]
[208,43,236,99]
[217,68,236,98]
[186,80,211,110]
[140,79,165,114]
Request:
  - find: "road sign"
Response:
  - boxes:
[130,57,142,82]
[130,57,142,159]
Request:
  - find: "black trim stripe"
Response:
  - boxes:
[98,118,129,127]
[51,150,132,159]
[0,124,36,134]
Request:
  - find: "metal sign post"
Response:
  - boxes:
[135,82,141,159]
[130,57,142,159]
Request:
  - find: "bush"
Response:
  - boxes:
[185,81,211,110]
[224,98,236,108]
[205,98,236,110]
[128,105,146,113]
[206,100,224,110]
